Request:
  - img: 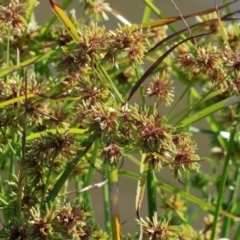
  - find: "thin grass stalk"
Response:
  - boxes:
[0,175,8,224]
[108,166,121,239]
[46,139,95,204]
[16,71,28,219]
[136,154,148,218]
[233,221,240,240]
[40,151,59,207]
[75,175,82,200]
[210,104,240,240]
[221,167,240,237]
[9,134,16,182]
[97,66,124,104]
[103,168,111,233]
[174,75,228,126]
[143,0,160,18]
[82,141,99,203]
[168,69,202,120]
[142,0,154,23]
[146,169,157,221]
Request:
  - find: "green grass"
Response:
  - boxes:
[0,0,239,239]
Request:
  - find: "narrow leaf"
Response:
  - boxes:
[177,96,240,128]
[0,49,59,78]
[26,128,86,141]
[0,94,35,108]
[49,0,80,42]
[141,0,237,29]
[136,154,148,219]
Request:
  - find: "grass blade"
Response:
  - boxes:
[49,0,80,42]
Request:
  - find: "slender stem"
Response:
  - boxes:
[46,139,95,204]
[16,70,28,218]
[142,0,154,23]
[233,222,240,240]
[75,176,82,200]
[41,151,59,207]
[0,174,8,224]
[103,167,110,233]
[210,104,240,240]
[97,66,124,104]
[82,141,99,205]
[221,167,240,237]
[108,166,121,240]
[167,72,197,119]
[147,169,157,220]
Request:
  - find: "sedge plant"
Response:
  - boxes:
[0,0,240,239]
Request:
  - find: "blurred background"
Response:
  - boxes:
[34,0,240,236]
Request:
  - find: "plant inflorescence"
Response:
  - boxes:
[0,0,240,239]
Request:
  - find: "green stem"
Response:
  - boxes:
[210,104,240,240]
[108,166,121,240]
[168,68,203,120]
[46,138,95,204]
[0,174,8,224]
[75,176,82,200]
[147,169,157,220]
[97,66,124,104]
[41,151,59,207]
[82,141,99,203]
[103,167,111,233]
[233,222,240,240]
[221,167,240,237]
[142,0,154,23]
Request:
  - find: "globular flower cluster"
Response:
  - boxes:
[101,143,124,165]
[24,131,81,194]
[137,214,182,240]
[83,103,120,137]
[57,23,148,74]
[128,107,200,177]
[80,0,110,21]
[0,201,108,239]
[145,71,174,106]
[177,44,240,92]
[77,102,200,176]
[26,131,77,163]
[170,132,200,178]
[148,25,168,45]
[163,194,187,215]
[197,214,222,240]
[130,108,174,153]
[0,0,27,34]
[177,46,222,79]
[73,76,110,106]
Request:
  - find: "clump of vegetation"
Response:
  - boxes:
[0,0,240,239]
